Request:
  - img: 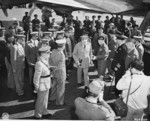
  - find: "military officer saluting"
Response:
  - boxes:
[11,34,25,96]
[33,46,51,119]
[49,38,66,106]
[25,32,39,86]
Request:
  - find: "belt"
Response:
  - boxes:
[41,75,50,78]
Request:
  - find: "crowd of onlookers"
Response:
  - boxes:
[0,12,150,120]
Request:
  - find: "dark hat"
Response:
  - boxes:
[130,59,144,71]
[38,46,50,53]
[98,36,105,40]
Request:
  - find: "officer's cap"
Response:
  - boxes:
[43,31,52,35]
[48,29,55,32]
[56,38,66,47]
[144,33,150,42]
[41,38,49,43]
[133,36,142,42]
[38,46,50,53]
[15,34,25,38]
[31,32,38,36]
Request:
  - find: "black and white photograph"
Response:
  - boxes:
[0,0,150,120]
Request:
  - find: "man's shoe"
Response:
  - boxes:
[34,116,42,120]
[42,114,52,119]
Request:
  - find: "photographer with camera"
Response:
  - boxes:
[116,59,150,120]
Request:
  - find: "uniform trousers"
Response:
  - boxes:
[50,77,65,105]
[77,67,89,87]
[5,58,15,89]
[28,65,35,85]
[13,64,24,95]
[35,90,49,118]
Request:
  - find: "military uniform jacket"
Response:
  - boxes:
[11,42,25,70]
[25,39,39,64]
[33,57,51,91]
[73,42,92,68]
[49,49,66,80]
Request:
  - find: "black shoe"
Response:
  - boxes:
[34,116,42,119]
[42,114,52,119]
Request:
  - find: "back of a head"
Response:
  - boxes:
[130,58,144,71]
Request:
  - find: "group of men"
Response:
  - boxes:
[0,12,150,120]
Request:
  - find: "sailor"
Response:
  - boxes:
[33,46,51,119]
[49,38,66,105]
[11,34,25,96]
[25,32,39,86]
